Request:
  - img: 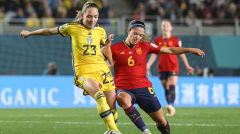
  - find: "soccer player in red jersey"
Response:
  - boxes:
[147,20,194,116]
[104,20,204,134]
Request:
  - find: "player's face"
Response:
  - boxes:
[127,27,145,45]
[161,21,172,34]
[82,7,99,28]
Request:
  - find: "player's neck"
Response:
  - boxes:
[125,38,134,46]
[162,34,171,39]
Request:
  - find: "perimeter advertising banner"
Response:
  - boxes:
[0,76,239,108]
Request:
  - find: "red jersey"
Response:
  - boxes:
[154,35,182,73]
[111,40,161,90]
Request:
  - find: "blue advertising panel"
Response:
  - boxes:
[0,76,239,108]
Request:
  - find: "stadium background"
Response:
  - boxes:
[0,0,240,134]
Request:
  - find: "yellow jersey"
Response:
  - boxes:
[58,22,109,76]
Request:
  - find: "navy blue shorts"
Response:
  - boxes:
[159,71,178,80]
[116,87,161,113]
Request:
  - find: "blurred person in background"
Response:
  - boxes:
[194,65,203,76]
[133,2,146,22]
[42,61,60,75]
[105,20,205,134]
[26,12,40,27]
[185,10,201,27]
[147,20,194,116]
[43,7,55,27]
[20,1,121,134]
[11,7,26,25]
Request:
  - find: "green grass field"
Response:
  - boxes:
[0,108,239,134]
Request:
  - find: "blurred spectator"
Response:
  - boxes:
[202,8,215,26]
[11,7,26,25]
[211,0,223,18]
[196,2,205,18]
[159,7,167,19]
[0,7,4,20]
[25,2,36,17]
[203,67,214,77]
[133,2,146,22]
[226,3,238,19]
[194,65,203,76]
[185,10,201,27]
[166,1,179,21]
[146,1,159,16]
[43,7,55,27]
[99,0,109,18]
[67,0,79,18]
[42,61,60,75]
[177,0,189,17]
[32,0,46,18]
[104,10,117,26]
[56,0,68,18]
[26,12,40,27]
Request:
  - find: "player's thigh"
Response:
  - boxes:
[83,78,101,98]
[148,107,166,124]
[167,75,178,86]
[104,90,116,110]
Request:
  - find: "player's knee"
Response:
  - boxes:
[116,93,131,108]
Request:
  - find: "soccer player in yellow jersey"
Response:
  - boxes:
[20,1,121,134]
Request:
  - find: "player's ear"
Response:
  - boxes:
[127,29,130,34]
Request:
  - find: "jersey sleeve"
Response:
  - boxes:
[100,29,107,45]
[148,42,161,54]
[58,23,70,37]
[176,38,182,47]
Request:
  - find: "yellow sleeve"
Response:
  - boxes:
[100,29,107,45]
[58,23,70,37]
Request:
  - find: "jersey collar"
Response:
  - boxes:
[81,21,97,29]
[123,40,137,49]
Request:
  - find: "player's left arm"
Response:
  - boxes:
[159,47,205,58]
[179,54,194,75]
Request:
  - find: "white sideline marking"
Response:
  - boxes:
[0,120,239,127]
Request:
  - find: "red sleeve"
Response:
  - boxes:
[176,38,182,47]
[147,42,161,54]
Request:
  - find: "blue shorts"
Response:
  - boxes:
[116,87,161,113]
[159,71,178,80]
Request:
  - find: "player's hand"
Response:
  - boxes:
[108,34,114,41]
[186,66,194,75]
[146,63,151,70]
[20,30,30,38]
[191,48,205,58]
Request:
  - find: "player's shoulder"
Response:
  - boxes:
[171,35,181,41]
[95,24,105,31]
[111,41,124,48]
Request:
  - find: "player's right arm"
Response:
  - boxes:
[146,54,157,70]
[20,27,59,38]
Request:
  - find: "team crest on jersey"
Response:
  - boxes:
[80,76,84,82]
[87,36,92,44]
[136,48,142,54]
[60,24,67,30]
[158,42,162,45]
[168,41,173,46]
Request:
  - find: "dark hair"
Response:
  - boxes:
[128,20,152,42]
[74,1,99,23]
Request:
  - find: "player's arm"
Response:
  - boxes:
[20,27,59,38]
[146,54,157,70]
[101,34,114,70]
[179,54,194,75]
[160,47,205,58]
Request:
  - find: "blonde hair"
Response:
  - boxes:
[128,20,152,42]
[74,1,99,23]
